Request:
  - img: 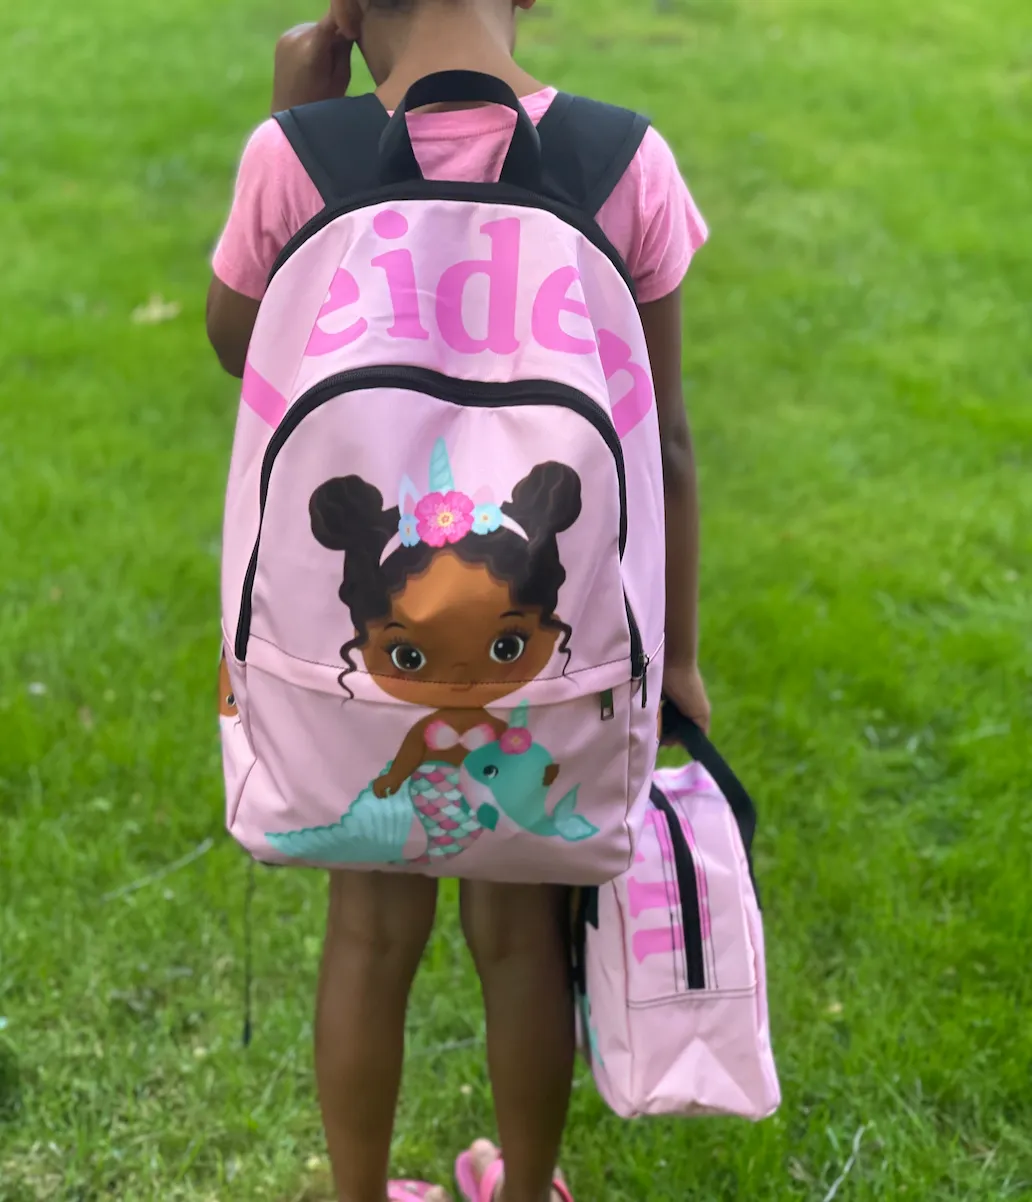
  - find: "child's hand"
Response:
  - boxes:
[373,772,404,799]
[663,660,711,734]
[272,13,354,114]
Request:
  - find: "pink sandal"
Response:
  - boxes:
[389,1183,440,1200]
[455,1149,574,1202]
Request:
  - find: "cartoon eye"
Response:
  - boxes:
[225,693,235,708]
[390,644,427,673]
[481,764,500,780]
[490,634,527,664]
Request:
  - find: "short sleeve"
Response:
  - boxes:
[598,126,709,304]
[212,120,324,301]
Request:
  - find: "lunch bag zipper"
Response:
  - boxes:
[650,787,707,990]
[234,365,645,679]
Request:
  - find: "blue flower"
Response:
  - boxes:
[398,514,420,547]
[472,503,503,535]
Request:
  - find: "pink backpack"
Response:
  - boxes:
[219,73,665,884]
[574,707,780,1120]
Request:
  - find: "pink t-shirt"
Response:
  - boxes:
[213,88,707,303]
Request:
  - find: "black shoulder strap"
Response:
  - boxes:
[274,93,389,206]
[537,93,651,216]
[275,89,650,216]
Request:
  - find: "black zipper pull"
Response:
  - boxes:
[640,655,650,709]
[599,689,615,721]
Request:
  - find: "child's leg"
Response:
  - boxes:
[459,882,574,1202]
[317,869,440,1202]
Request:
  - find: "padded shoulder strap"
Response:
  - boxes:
[537,93,652,216]
[276,90,648,215]
[274,93,389,205]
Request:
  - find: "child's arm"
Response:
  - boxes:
[640,286,711,732]
[373,722,431,798]
[206,281,259,378]
[207,17,353,378]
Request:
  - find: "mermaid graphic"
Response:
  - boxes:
[265,439,599,866]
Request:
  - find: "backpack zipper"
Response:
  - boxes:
[626,596,649,708]
[234,365,644,675]
[650,786,707,990]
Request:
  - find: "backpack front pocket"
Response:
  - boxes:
[229,640,639,885]
[233,366,645,693]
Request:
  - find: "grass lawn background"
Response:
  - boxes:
[1,0,1030,1198]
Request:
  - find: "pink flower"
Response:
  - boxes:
[500,727,533,756]
[415,491,474,547]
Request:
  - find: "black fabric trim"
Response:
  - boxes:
[270,89,649,290]
[379,71,542,189]
[661,703,762,906]
[585,111,652,215]
[274,110,336,206]
[273,94,389,206]
[651,786,707,990]
[537,94,651,215]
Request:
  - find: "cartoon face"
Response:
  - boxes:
[310,449,581,705]
[362,551,560,708]
[461,739,559,807]
[459,730,596,843]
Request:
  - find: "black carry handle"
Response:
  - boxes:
[379,70,542,188]
[661,701,760,897]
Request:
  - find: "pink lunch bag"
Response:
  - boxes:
[573,705,780,1120]
[219,72,666,885]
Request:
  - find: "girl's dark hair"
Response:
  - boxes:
[311,462,582,690]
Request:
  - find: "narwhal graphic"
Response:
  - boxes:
[265,703,596,864]
[460,702,598,842]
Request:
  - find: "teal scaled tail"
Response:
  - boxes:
[265,777,415,864]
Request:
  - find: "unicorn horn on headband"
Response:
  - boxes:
[379,439,530,563]
[428,437,455,494]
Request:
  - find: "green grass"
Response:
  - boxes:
[2,0,1031,1197]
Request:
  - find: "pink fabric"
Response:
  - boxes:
[241,360,287,426]
[213,88,707,304]
[454,1151,574,1202]
[219,98,673,887]
[388,1183,437,1200]
[580,761,780,1121]
[424,720,496,752]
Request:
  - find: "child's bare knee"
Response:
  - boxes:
[326,871,438,962]
[460,881,568,967]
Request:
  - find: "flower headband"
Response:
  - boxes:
[380,438,528,563]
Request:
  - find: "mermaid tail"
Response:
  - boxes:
[409,761,486,861]
[265,778,419,864]
[266,760,485,865]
